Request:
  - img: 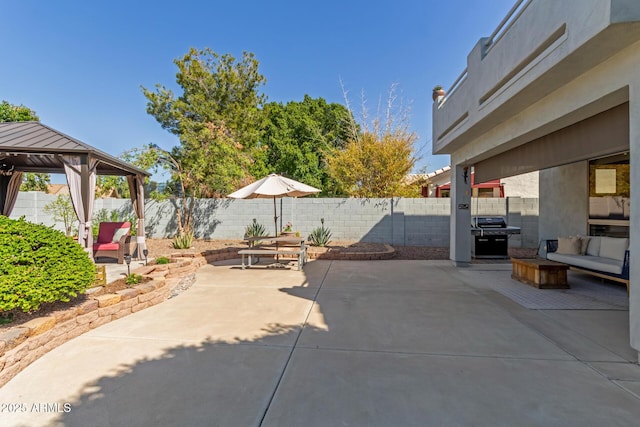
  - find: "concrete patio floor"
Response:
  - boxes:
[1,260,639,426]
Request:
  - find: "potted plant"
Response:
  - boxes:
[432,85,446,101]
[281,222,295,236]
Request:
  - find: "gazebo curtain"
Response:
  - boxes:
[63,155,98,255]
[127,174,146,259]
[0,171,23,216]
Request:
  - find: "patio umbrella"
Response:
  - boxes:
[227,173,321,236]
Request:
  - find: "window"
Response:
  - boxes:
[588,153,629,237]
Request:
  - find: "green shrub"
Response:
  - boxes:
[0,216,95,313]
[155,256,170,265]
[172,232,193,249]
[308,218,332,247]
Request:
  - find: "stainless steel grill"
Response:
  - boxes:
[471,216,521,258]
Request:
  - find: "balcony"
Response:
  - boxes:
[432,0,640,155]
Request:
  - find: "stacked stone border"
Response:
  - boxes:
[307,244,396,260]
[0,245,393,387]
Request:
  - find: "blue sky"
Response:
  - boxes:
[1,0,516,181]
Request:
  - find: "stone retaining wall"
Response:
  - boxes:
[0,254,210,388]
[307,244,396,260]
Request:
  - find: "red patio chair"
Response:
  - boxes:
[92,221,131,264]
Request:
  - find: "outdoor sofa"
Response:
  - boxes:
[544,236,630,293]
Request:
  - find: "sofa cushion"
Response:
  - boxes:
[547,252,624,275]
[557,236,581,255]
[586,237,601,256]
[93,242,120,251]
[599,237,628,261]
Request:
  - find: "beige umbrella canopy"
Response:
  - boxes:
[228,173,321,236]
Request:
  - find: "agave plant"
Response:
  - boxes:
[308,218,332,247]
[172,231,194,249]
[244,218,268,238]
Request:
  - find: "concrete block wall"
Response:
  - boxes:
[11,192,60,228]
[11,193,539,248]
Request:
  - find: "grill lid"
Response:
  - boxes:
[472,216,507,228]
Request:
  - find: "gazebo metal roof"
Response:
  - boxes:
[0,121,149,177]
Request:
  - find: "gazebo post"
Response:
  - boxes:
[127,173,146,260]
[80,155,92,255]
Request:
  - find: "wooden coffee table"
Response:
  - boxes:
[511,258,570,289]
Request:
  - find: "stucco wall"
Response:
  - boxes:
[538,162,588,241]
[434,0,640,153]
[502,171,539,198]
[10,194,539,248]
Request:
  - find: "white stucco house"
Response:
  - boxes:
[432,0,640,358]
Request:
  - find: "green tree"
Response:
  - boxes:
[96,175,128,198]
[43,195,77,236]
[20,173,51,192]
[122,144,196,237]
[0,100,39,122]
[0,100,51,191]
[141,47,267,197]
[95,147,144,199]
[261,95,352,195]
[326,84,419,197]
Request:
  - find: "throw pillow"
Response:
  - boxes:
[599,237,628,261]
[578,236,590,255]
[112,227,130,243]
[586,237,601,256]
[557,236,581,255]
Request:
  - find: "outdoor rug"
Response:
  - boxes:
[491,272,629,310]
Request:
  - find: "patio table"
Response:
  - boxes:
[242,236,307,268]
[511,257,570,289]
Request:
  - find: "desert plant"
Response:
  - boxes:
[172,231,194,249]
[43,195,77,236]
[125,274,143,286]
[155,256,170,265]
[244,218,267,238]
[308,218,332,247]
[0,216,95,312]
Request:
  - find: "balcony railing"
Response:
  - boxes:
[483,0,533,55]
[439,0,532,107]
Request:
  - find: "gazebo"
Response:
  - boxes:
[0,121,150,259]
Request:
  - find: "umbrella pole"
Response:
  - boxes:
[273,196,282,266]
[273,196,278,237]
